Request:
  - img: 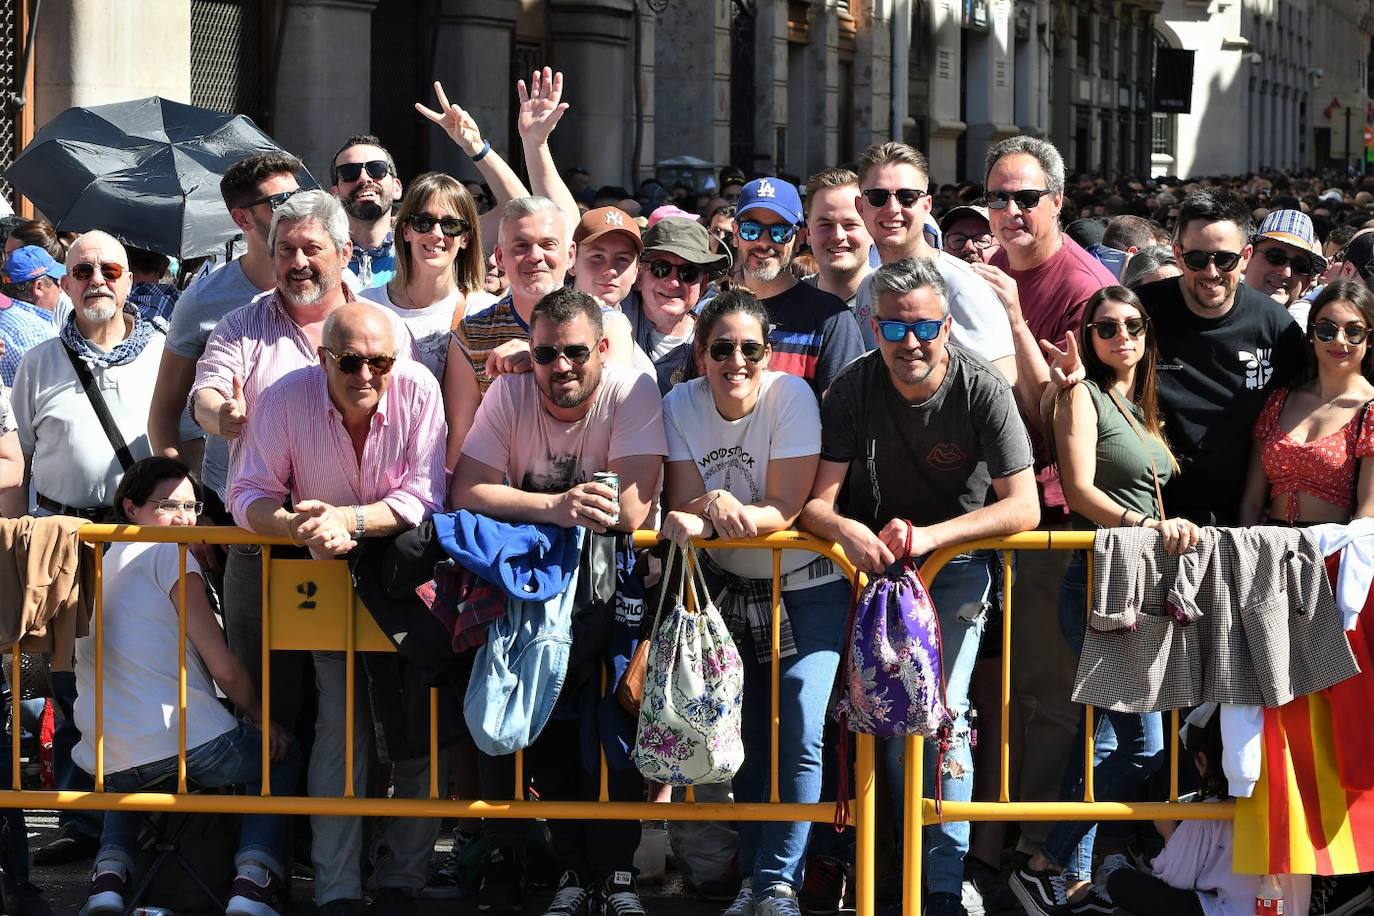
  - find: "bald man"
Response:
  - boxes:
[232,300,448,910]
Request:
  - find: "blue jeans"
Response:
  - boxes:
[734,576,850,895]
[1043,554,1164,879]
[94,721,299,882]
[883,551,993,897]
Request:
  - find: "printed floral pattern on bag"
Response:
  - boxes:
[837,569,951,739]
[633,546,746,785]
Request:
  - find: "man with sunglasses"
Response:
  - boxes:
[731,177,864,397]
[622,216,731,393]
[331,135,403,289]
[1132,188,1306,525]
[799,257,1038,916]
[149,151,303,522]
[849,142,1016,385]
[452,287,666,916]
[1242,209,1326,311]
[232,301,446,916]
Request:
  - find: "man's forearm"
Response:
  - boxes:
[244,497,293,539]
[358,500,409,537]
[454,483,557,526]
[192,389,228,437]
[925,495,1040,552]
[799,498,850,543]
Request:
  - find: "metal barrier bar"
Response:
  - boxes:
[261,543,273,796]
[93,541,104,792]
[177,543,188,794]
[9,645,19,791]
[998,552,1012,803]
[770,548,781,805]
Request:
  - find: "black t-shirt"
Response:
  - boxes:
[757,280,866,398]
[1135,277,1307,525]
[820,345,1034,530]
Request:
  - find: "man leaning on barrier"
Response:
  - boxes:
[449,286,667,916]
[231,301,447,915]
[798,257,1039,916]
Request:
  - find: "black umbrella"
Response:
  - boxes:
[4,96,316,258]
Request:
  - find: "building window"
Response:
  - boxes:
[190,0,264,120]
[1098,14,1111,79]
[1077,12,1091,73]
[1151,112,1174,156]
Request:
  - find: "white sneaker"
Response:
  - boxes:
[755,885,802,916]
[721,882,756,916]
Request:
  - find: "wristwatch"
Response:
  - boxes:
[352,505,366,539]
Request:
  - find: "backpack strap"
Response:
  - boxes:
[62,343,136,472]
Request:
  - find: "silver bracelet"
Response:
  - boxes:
[352,504,366,538]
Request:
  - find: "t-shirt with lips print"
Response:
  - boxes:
[819,344,1034,531]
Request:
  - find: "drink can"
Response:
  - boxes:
[593,471,620,525]
[132,908,174,916]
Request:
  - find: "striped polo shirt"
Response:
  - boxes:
[455,293,529,396]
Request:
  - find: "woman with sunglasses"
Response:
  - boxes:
[361,172,490,379]
[658,289,847,916]
[1012,285,1195,915]
[1239,280,1374,527]
[73,457,297,915]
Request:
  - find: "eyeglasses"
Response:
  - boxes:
[946,232,995,249]
[407,213,470,237]
[153,500,203,515]
[1179,249,1243,272]
[708,339,768,362]
[643,259,704,284]
[1258,246,1316,276]
[322,348,397,375]
[1313,318,1369,345]
[736,220,798,245]
[69,262,126,283]
[247,189,300,210]
[984,189,1054,210]
[861,188,929,208]
[334,159,392,183]
[876,318,944,343]
[1086,317,1149,340]
[531,344,593,366]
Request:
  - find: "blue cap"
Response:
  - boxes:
[736,177,804,226]
[2,246,65,284]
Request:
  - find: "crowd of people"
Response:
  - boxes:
[1,65,1374,916]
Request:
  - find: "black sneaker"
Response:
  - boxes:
[422,830,488,899]
[603,869,647,916]
[1063,887,1115,915]
[963,856,1018,914]
[1007,868,1067,916]
[1309,875,1374,916]
[478,846,526,913]
[926,891,968,916]
[799,855,846,914]
[227,869,289,916]
[544,870,596,916]
[33,822,98,866]
[4,882,50,916]
[366,886,419,916]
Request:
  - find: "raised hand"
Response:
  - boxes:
[517,67,570,147]
[415,81,484,158]
[1040,330,1085,390]
[219,375,247,439]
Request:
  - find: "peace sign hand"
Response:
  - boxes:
[517,67,570,147]
[1040,330,1086,390]
[415,81,484,158]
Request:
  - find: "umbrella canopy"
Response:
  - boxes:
[5,96,316,258]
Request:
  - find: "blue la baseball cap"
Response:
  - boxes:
[2,245,65,284]
[736,177,804,226]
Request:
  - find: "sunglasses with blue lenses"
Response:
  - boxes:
[736,220,798,245]
[876,319,944,343]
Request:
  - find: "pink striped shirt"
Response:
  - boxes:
[228,361,447,527]
[190,290,416,490]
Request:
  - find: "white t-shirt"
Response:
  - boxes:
[361,284,463,380]
[73,542,238,775]
[12,333,198,511]
[853,251,1016,367]
[663,371,820,580]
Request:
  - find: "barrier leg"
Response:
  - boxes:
[854,733,876,916]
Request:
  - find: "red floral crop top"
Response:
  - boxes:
[1253,388,1374,524]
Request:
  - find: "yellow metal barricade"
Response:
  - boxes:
[0,525,1237,916]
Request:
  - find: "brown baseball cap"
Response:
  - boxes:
[574,206,642,251]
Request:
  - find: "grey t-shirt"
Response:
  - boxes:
[853,251,1015,365]
[820,343,1033,530]
[165,259,269,500]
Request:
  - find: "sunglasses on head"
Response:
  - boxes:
[876,318,944,343]
[1258,246,1315,276]
[861,188,929,208]
[708,339,768,363]
[407,213,470,237]
[323,348,396,375]
[984,189,1054,210]
[532,344,593,366]
[247,189,300,211]
[1087,317,1149,340]
[334,159,392,183]
[643,259,704,284]
[736,220,798,245]
[1179,249,1243,272]
[69,262,126,283]
[1313,318,1369,345]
